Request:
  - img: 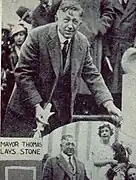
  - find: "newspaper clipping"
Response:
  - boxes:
[1,0,136,180]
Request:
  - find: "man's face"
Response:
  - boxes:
[61,137,76,156]
[14,31,26,46]
[57,9,82,39]
[100,127,111,141]
[24,11,32,24]
[128,168,136,180]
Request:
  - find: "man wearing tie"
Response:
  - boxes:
[41,134,89,180]
[102,0,136,109]
[3,0,121,137]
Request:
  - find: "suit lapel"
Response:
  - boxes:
[71,33,85,87]
[56,154,73,178]
[114,0,124,14]
[47,23,61,77]
[74,156,81,180]
[121,0,136,22]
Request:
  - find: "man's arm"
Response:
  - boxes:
[15,30,42,107]
[83,164,90,180]
[82,40,113,106]
[82,39,122,120]
[98,0,115,35]
[41,158,53,180]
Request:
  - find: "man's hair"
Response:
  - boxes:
[61,134,75,141]
[58,0,83,18]
[98,124,114,137]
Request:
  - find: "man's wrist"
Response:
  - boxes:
[35,103,40,108]
[103,100,114,109]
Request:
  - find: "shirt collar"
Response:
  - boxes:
[61,152,73,162]
[58,28,71,45]
[41,3,49,8]
[119,0,128,4]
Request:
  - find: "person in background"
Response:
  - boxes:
[87,124,117,180]
[1,24,11,123]
[107,142,130,180]
[16,6,33,33]
[125,164,136,180]
[9,24,27,71]
[16,6,32,25]
[32,0,60,28]
[1,24,27,124]
[102,0,136,109]
[41,134,89,180]
[3,0,121,137]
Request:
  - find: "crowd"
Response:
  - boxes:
[1,0,135,134]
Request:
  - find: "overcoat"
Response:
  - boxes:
[3,23,112,137]
[41,154,89,180]
[102,0,136,94]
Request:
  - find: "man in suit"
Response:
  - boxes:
[42,134,89,180]
[32,0,60,28]
[3,0,121,137]
[52,0,115,115]
[102,0,136,109]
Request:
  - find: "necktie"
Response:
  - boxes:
[62,40,68,69]
[69,156,74,173]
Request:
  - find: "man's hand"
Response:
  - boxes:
[103,101,122,126]
[35,103,54,126]
[110,159,118,165]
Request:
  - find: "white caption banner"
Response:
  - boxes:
[0,138,44,161]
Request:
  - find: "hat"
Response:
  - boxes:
[121,47,136,75]
[10,24,27,38]
[2,23,10,32]
[16,6,30,20]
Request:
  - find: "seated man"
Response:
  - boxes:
[3,0,121,137]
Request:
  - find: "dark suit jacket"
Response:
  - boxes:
[102,0,136,93]
[3,23,112,136]
[32,2,60,28]
[41,154,89,180]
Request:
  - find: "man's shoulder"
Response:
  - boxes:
[30,23,57,36]
[76,31,89,47]
[33,4,41,14]
[77,31,88,40]
[46,155,58,163]
[75,157,84,166]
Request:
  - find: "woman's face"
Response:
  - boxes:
[14,31,26,46]
[100,127,111,142]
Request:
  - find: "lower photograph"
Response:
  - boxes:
[0,121,136,180]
